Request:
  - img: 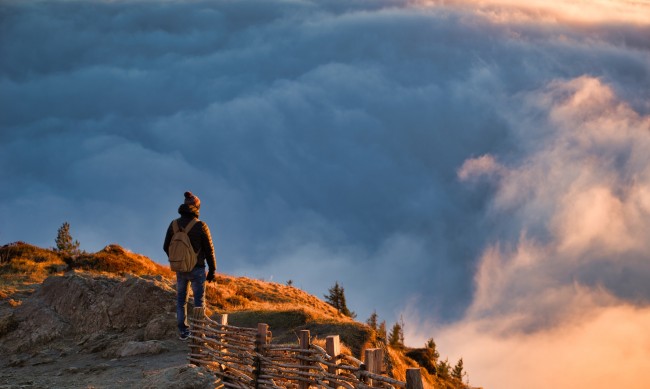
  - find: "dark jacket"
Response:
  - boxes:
[163,204,216,273]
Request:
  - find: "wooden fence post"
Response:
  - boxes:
[364,348,383,386]
[406,368,424,389]
[254,323,269,389]
[326,335,340,386]
[325,335,340,373]
[299,330,311,389]
[374,349,384,374]
[190,307,206,365]
[257,323,269,345]
[216,313,228,325]
[216,313,228,352]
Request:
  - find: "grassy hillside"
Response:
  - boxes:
[0,241,473,389]
[0,242,66,283]
[0,242,173,283]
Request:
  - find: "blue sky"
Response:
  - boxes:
[2,1,650,387]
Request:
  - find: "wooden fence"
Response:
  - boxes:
[188,307,424,389]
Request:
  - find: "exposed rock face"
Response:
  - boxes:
[1,272,176,352]
[118,340,168,357]
[141,364,219,389]
[144,313,177,340]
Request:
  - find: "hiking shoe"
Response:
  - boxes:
[179,332,190,341]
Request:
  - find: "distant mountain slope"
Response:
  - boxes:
[0,242,473,389]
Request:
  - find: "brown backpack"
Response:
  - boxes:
[168,219,198,272]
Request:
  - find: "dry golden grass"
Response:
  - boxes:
[205,274,347,321]
[71,244,174,278]
[0,242,174,285]
[202,273,371,355]
[0,242,176,303]
[0,242,67,289]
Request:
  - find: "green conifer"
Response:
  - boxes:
[388,322,404,348]
[55,222,81,256]
[437,358,450,379]
[425,338,440,362]
[367,310,378,331]
[324,281,356,318]
[452,358,465,381]
[378,321,387,341]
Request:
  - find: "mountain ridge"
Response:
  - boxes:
[0,241,475,389]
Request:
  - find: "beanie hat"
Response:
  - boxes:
[184,191,201,209]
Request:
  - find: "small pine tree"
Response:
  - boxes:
[367,310,378,331]
[388,322,404,348]
[378,321,387,341]
[324,282,343,311]
[437,358,450,380]
[324,281,356,318]
[338,285,356,318]
[286,279,294,287]
[55,222,81,256]
[425,338,440,362]
[452,358,465,381]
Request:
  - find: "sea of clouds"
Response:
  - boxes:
[1,1,649,387]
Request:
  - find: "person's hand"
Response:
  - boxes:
[206,271,216,283]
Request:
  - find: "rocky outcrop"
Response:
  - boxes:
[0,272,177,352]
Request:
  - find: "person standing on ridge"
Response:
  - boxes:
[163,191,216,340]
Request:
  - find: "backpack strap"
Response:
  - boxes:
[172,220,180,234]
[183,219,198,233]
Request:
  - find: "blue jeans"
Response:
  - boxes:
[176,266,206,334]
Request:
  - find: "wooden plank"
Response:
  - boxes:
[405,368,423,389]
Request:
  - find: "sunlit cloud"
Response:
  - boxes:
[429,75,650,388]
[468,75,650,319]
[416,0,650,25]
[414,303,650,389]
[457,154,504,182]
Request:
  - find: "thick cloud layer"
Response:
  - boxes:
[418,75,650,388]
[2,1,650,387]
